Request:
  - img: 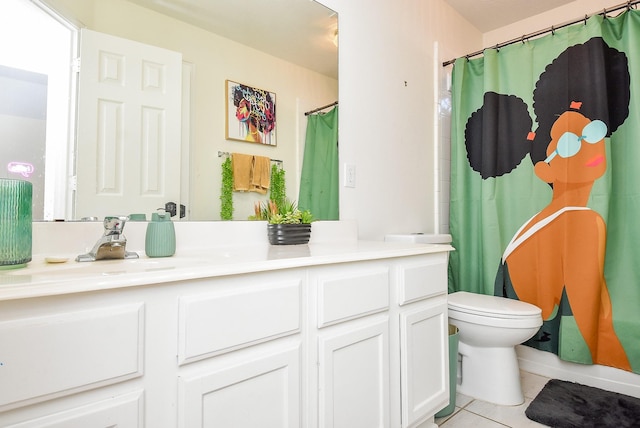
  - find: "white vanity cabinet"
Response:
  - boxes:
[175,270,305,428]
[308,253,449,428]
[312,262,392,428]
[0,269,306,428]
[396,254,450,428]
[0,238,450,428]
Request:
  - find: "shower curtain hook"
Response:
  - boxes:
[602,9,607,19]
[551,25,555,35]
[584,14,588,25]
[521,35,526,44]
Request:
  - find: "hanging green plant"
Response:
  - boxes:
[220,157,234,220]
[269,164,286,209]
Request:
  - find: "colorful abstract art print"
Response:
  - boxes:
[225,80,277,146]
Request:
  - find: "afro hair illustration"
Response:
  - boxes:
[464,37,630,179]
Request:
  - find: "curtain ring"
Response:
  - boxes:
[627,0,632,10]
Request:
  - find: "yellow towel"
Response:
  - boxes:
[251,155,271,194]
[232,153,253,191]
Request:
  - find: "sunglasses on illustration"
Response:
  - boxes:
[544,120,608,163]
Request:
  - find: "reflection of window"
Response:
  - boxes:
[0,0,77,220]
[0,65,47,216]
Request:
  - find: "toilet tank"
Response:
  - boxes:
[384,233,452,245]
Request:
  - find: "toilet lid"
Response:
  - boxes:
[448,291,541,318]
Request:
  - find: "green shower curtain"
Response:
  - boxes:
[298,106,339,220]
[449,11,640,373]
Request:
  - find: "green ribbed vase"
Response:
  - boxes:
[0,179,32,269]
[145,212,176,257]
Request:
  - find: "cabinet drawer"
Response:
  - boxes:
[178,279,301,364]
[3,391,143,428]
[0,304,144,411]
[397,253,448,305]
[317,267,389,327]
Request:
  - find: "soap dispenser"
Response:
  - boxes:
[145,210,176,257]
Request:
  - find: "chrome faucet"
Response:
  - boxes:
[76,216,139,262]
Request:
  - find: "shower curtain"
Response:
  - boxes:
[449,10,640,373]
[298,106,339,220]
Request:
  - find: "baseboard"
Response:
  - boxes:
[516,345,640,398]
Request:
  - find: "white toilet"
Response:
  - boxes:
[448,291,542,405]
[384,233,543,406]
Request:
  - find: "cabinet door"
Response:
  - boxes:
[178,345,300,428]
[318,317,390,428]
[399,299,448,428]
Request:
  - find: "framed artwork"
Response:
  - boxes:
[225,80,277,146]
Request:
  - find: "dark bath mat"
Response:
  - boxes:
[525,379,640,428]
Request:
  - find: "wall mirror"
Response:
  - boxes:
[0,0,338,221]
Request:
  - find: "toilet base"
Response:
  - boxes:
[457,341,524,406]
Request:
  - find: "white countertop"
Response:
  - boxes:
[0,236,453,301]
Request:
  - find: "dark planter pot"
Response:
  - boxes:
[267,223,311,245]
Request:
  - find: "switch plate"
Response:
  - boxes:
[344,164,356,188]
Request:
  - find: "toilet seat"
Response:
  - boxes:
[448,291,542,328]
[446,292,543,405]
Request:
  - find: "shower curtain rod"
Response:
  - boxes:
[304,100,338,116]
[442,0,640,67]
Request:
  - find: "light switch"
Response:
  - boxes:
[344,164,356,188]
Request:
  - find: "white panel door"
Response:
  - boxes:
[76,29,182,219]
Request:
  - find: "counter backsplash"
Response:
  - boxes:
[32,220,358,257]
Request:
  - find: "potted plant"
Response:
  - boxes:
[250,199,314,245]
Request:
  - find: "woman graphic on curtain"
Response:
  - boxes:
[465,38,631,370]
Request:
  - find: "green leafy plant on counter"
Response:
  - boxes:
[249,198,314,224]
[220,157,234,220]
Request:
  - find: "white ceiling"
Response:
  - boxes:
[127,0,338,79]
[125,0,575,79]
[444,0,576,32]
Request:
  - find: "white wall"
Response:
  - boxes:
[317,0,481,240]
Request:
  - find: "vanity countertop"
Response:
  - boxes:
[0,239,453,302]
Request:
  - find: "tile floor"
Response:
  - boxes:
[435,371,551,427]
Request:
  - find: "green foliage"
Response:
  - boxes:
[248,166,312,224]
[269,164,286,208]
[248,198,314,224]
[220,157,234,220]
